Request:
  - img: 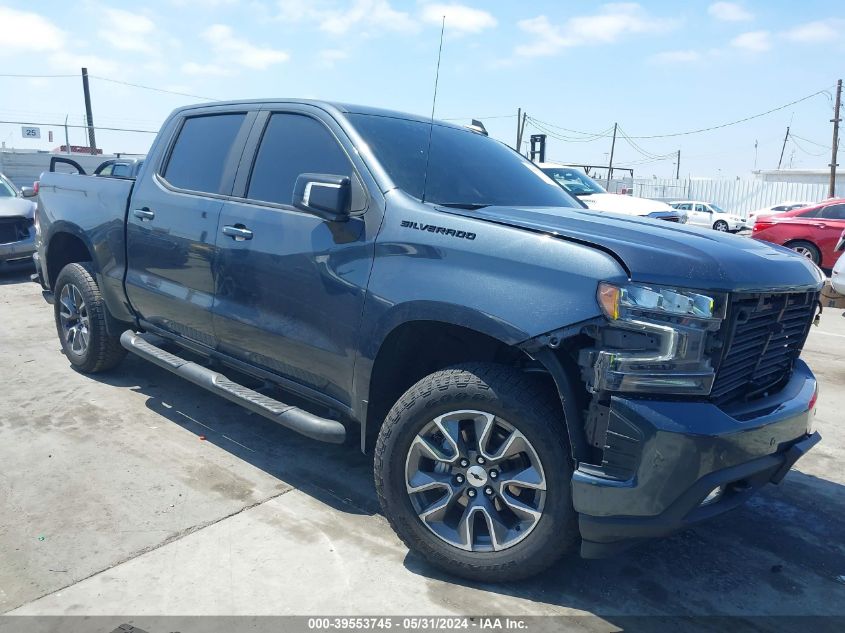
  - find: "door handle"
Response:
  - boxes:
[222,225,253,241]
[133,208,155,221]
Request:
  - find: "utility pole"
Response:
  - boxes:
[777,126,790,170]
[516,111,527,156]
[829,78,842,198]
[606,122,617,189]
[63,115,70,154]
[675,149,681,179]
[81,67,96,154]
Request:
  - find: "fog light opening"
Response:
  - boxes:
[700,485,724,506]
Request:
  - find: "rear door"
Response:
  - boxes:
[125,109,255,346]
[211,107,380,407]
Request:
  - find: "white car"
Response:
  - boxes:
[832,232,845,295]
[669,200,745,232]
[747,201,812,227]
[538,163,684,222]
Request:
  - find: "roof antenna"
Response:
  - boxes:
[420,15,445,204]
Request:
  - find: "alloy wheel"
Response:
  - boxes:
[404,410,546,552]
[59,283,90,356]
[791,246,816,261]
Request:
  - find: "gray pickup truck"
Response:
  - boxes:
[33,100,823,581]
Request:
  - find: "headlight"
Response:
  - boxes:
[582,282,727,395]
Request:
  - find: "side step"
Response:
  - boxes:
[120,331,346,444]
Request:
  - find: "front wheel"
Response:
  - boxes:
[53,262,127,373]
[713,220,729,232]
[374,363,578,582]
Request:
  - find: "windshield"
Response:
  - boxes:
[0,175,17,198]
[348,114,580,208]
[710,203,725,213]
[540,166,606,195]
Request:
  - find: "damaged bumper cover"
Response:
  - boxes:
[573,359,819,557]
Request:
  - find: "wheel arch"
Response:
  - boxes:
[45,224,96,289]
[356,311,590,461]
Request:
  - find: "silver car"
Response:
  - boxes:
[0,172,37,272]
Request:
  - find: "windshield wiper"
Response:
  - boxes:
[434,202,490,210]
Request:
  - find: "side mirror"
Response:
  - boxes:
[20,186,36,198]
[293,173,350,222]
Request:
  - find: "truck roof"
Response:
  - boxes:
[170,99,465,129]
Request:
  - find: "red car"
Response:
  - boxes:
[752,198,845,268]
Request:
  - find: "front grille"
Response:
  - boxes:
[0,217,29,244]
[710,291,818,407]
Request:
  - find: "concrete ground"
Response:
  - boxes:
[1,269,844,622]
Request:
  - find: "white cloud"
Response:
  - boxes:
[731,30,771,52]
[516,3,678,57]
[48,52,120,75]
[201,24,289,69]
[318,48,349,65]
[420,3,497,34]
[277,0,417,35]
[784,19,843,43]
[181,62,234,77]
[0,7,66,54]
[98,8,157,54]
[650,49,702,64]
[708,2,753,22]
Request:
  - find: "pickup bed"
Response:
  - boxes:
[33,99,824,581]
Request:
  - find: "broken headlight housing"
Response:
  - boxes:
[581,282,727,395]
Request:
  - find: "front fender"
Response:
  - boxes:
[352,194,627,426]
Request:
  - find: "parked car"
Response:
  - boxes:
[752,198,845,267]
[0,171,37,272]
[669,200,745,232]
[34,99,823,581]
[830,231,845,296]
[747,201,813,227]
[538,163,686,222]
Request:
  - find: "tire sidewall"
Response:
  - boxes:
[377,368,575,573]
[53,264,100,370]
[714,220,729,232]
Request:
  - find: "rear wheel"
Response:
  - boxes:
[53,262,126,373]
[713,220,729,232]
[374,363,578,582]
[786,240,821,265]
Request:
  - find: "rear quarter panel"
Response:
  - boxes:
[38,172,135,321]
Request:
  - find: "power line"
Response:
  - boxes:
[0,119,157,134]
[0,73,77,78]
[89,75,218,101]
[790,132,830,149]
[625,88,833,138]
[442,114,517,121]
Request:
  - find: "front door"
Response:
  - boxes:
[212,110,378,406]
[125,111,253,346]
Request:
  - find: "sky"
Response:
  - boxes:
[0,0,842,178]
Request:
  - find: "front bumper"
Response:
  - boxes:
[575,359,819,558]
[0,232,36,271]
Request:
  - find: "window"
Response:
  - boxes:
[675,203,692,211]
[820,204,845,219]
[247,113,355,207]
[0,176,15,198]
[695,204,708,212]
[797,207,821,218]
[163,113,246,194]
[348,114,579,209]
[540,167,606,195]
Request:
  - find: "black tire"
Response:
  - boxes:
[53,262,127,373]
[713,220,729,232]
[374,363,578,582]
[785,240,821,265]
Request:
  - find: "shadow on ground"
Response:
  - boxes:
[78,341,845,620]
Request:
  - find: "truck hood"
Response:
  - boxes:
[444,205,824,292]
[0,197,36,219]
[576,193,673,215]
